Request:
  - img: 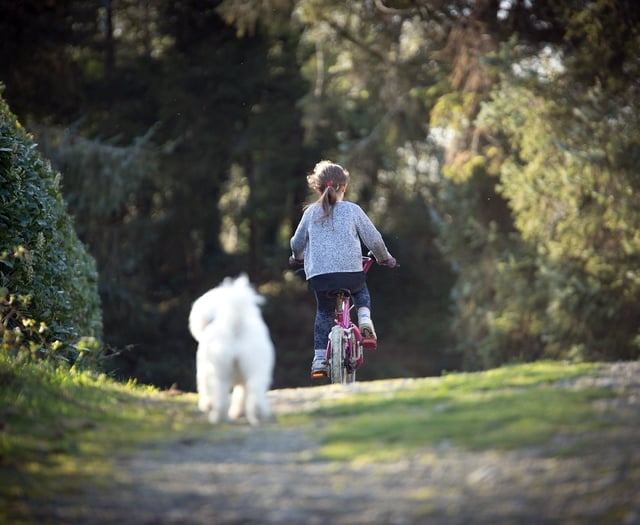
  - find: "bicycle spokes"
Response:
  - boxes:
[327,326,362,384]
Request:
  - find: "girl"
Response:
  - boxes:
[290,160,396,378]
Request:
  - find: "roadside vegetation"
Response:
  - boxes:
[0,354,207,524]
[1,4,638,522]
[2,3,639,389]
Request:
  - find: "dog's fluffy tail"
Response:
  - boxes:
[188,291,216,343]
[188,274,264,342]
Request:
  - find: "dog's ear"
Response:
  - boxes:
[235,273,249,285]
[234,273,266,306]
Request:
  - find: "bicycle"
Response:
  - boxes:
[289,252,396,384]
[314,253,391,384]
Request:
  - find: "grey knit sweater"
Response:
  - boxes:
[290,201,393,279]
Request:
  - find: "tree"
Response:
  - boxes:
[0,0,98,121]
[477,59,640,361]
[433,0,640,366]
[5,0,638,388]
[219,0,461,375]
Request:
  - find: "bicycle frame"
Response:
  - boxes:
[325,256,375,384]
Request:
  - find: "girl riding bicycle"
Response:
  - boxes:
[289,160,397,378]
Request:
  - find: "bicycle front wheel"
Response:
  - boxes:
[329,326,347,384]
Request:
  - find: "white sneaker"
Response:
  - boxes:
[310,359,328,378]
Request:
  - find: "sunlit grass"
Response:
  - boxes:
[311,361,612,462]
[0,354,211,523]
[0,356,619,522]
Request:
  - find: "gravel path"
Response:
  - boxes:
[46,363,640,524]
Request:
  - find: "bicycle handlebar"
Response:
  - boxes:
[365,251,399,268]
[290,253,398,270]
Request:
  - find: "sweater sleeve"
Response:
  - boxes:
[354,205,393,263]
[290,208,309,259]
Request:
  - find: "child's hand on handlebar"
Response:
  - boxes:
[365,251,397,268]
[289,255,304,267]
[382,256,397,268]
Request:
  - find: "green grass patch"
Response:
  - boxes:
[0,354,211,524]
[0,356,621,522]
[312,361,612,462]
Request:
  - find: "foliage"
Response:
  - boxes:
[0,92,102,365]
[561,0,640,91]
[1,1,315,388]
[1,0,639,387]
[33,123,165,357]
[428,1,640,367]
[0,0,89,121]
[477,72,640,362]
[221,0,459,375]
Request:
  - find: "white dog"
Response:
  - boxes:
[188,274,275,426]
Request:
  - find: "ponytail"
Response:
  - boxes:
[318,185,339,221]
[304,160,350,221]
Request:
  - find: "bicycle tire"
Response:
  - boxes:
[329,326,346,384]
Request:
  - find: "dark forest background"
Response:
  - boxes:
[1,0,638,390]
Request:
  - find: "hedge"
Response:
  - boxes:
[0,90,102,365]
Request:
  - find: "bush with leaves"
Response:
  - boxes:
[0,90,102,365]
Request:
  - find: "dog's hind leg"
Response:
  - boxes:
[196,351,213,413]
[207,376,230,424]
[244,378,271,426]
[228,384,246,421]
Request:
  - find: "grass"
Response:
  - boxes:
[0,354,212,524]
[0,355,623,522]
[306,361,615,462]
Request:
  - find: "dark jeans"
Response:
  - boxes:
[309,272,371,351]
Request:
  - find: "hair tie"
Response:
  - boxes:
[326,182,334,188]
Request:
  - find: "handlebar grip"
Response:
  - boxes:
[366,251,398,268]
[288,256,304,268]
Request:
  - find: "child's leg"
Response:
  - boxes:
[313,291,335,360]
[352,285,372,325]
[352,285,377,349]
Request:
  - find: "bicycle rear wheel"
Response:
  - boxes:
[344,332,359,384]
[329,326,359,384]
[329,326,347,384]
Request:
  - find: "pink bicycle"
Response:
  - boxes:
[314,254,386,384]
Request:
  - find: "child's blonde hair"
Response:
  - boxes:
[305,160,350,220]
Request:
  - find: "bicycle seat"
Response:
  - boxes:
[326,288,352,297]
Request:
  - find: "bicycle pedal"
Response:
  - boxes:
[360,327,377,350]
[362,337,377,351]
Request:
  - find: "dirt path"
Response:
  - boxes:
[44,364,640,524]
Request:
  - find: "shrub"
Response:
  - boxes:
[0,89,102,366]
